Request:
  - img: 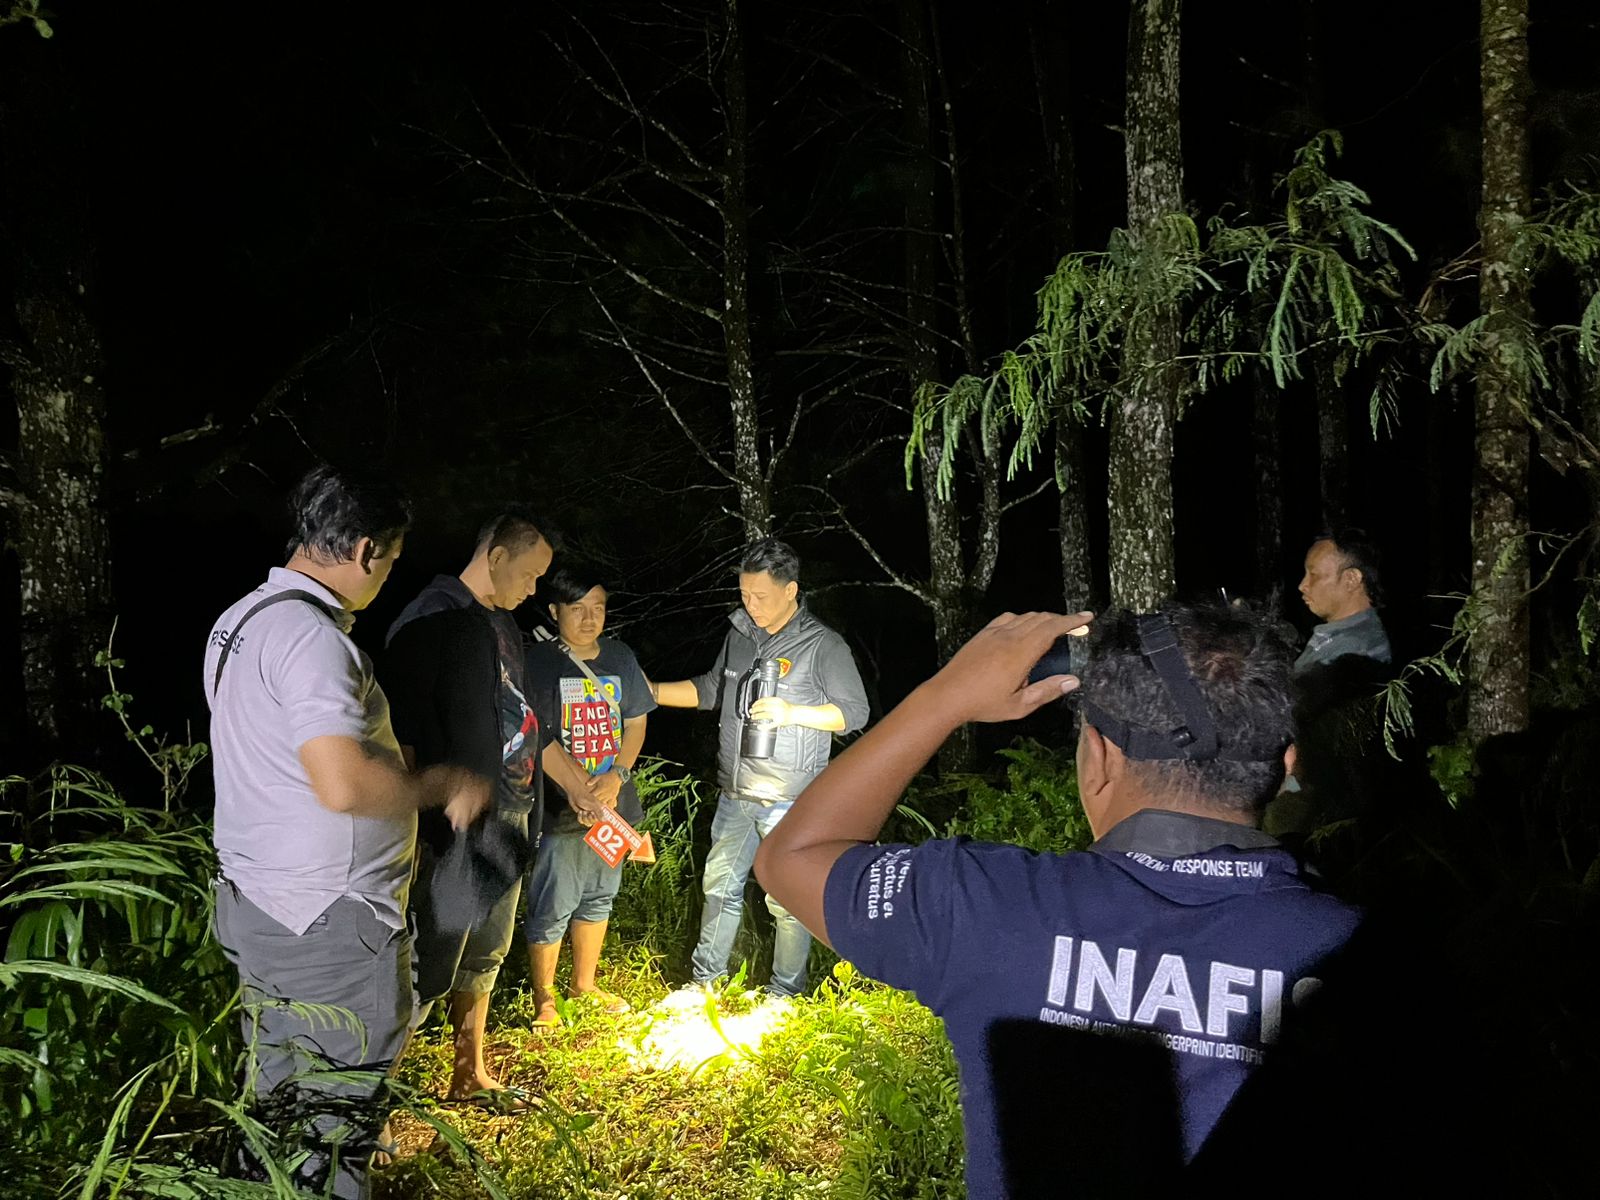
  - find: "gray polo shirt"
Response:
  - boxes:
[1293,607,1392,678]
[204,567,414,934]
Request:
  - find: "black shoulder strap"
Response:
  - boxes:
[212,589,341,696]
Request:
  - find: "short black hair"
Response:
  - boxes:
[476,507,558,559]
[1083,603,1298,817]
[543,563,607,607]
[738,537,800,586]
[286,464,411,565]
[1312,528,1383,607]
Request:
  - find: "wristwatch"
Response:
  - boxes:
[614,765,632,784]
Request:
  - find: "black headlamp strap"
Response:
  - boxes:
[1135,613,1220,760]
[1079,612,1277,763]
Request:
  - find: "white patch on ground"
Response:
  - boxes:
[622,988,794,1072]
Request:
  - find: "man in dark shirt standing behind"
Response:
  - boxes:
[756,604,1362,1196]
[384,511,596,1104]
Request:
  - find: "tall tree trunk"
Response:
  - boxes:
[1253,383,1285,604]
[1469,0,1532,740]
[900,0,972,770]
[1314,350,1348,527]
[1109,0,1183,611]
[1031,0,1096,612]
[721,0,769,541]
[1,38,115,756]
[930,5,1000,598]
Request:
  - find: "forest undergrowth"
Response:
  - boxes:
[3,664,1598,1197]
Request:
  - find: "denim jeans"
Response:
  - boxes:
[690,793,811,997]
[524,830,625,945]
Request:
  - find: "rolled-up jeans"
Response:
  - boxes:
[213,881,411,1200]
[690,792,811,997]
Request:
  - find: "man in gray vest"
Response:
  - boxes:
[205,466,485,1199]
[651,538,869,997]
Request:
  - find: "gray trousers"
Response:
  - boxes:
[213,881,412,1200]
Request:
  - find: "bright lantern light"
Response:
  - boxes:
[623,988,794,1072]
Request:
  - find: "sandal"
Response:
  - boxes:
[446,1086,541,1114]
[530,998,563,1029]
[571,988,631,1015]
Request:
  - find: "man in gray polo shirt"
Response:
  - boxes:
[205,465,485,1199]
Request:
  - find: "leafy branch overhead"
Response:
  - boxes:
[912,132,1423,498]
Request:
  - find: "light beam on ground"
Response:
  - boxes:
[623,988,794,1072]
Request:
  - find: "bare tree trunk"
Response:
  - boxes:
[1253,384,1285,603]
[721,0,769,541]
[0,41,115,755]
[1109,0,1183,611]
[1468,0,1532,740]
[930,5,1001,599]
[901,0,972,770]
[1031,0,1096,613]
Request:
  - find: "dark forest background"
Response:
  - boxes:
[3,0,1595,779]
[0,2,1593,800]
[4,2,1600,1196]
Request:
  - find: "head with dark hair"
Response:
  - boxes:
[544,562,609,651]
[739,537,800,586]
[737,538,802,634]
[286,464,411,565]
[543,562,607,607]
[1299,528,1382,621]
[1079,603,1298,822]
[284,464,412,610]
[475,507,559,559]
[469,507,556,612]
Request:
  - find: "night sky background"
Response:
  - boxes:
[3,1,1598,777]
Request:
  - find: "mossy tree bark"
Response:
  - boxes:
[1468,0,1532,740]
[1109,0,1183,612]
[0,40,115,754]
[721,0,770,542]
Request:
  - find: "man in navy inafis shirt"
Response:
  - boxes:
[756,603,1362,1198]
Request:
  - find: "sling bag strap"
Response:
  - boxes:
[558,639,641,784]
[558,641,624,725]
[212,589,342,697]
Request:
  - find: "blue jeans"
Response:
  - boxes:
[690,793,811,997]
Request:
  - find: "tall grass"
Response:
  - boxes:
[2,698,1093,1199]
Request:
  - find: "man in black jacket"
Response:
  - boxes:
[651,538,869,996]
[383,510,596,1103]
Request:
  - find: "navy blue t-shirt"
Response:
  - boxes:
[823,810,1361,1197]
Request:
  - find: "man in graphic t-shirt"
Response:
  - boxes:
[522,564,656,1026]
[384,510,595,1104]
[755,603,1362,1197]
